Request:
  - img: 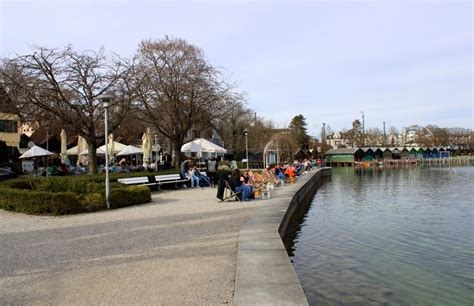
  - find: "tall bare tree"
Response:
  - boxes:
[1,46,135,173]
[425,125,449,146]
[134,37,240,167]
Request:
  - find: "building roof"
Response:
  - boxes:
[325,148,361,155]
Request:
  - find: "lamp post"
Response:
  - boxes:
[361,111,365,147]
[243,128,249,169]
[154,133,159,171]
[101,95,112,209]
[45,122,50,176]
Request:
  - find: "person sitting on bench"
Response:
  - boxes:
[188,165,200,188]
[229,169,252,201]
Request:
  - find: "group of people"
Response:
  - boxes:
[215,159,316,202]
[180,158,215,188]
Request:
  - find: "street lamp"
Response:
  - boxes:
[361,111,365,147]
[154,133,159,171]
[45,122,50,176]
[243,128,249,169]
[100,95,112,209]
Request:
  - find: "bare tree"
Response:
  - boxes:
[134,37,241,167]
[388,126,399,135]
[366,127,383,146]
[2,46,135,173]
[424,125,449,146]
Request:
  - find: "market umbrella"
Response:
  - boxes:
[76,136,89,165]
[181,138,227,154]
[66,146,78,155]
[147,129,153,161]
[77,136,88,154]
[19,145,54,159]
[79,147,106,156]
[142,128,152,163]
[108,133,115,163]
[60,129,67,163]
[116,145,144,156]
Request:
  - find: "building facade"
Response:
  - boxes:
[0,112,21,149]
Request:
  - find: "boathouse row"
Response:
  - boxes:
[324,146,453,167]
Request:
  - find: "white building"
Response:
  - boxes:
[326,132,351,148]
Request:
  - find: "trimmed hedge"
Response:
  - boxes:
[0,176,152,215]
[0,188,82,215]
[110,186,151,209]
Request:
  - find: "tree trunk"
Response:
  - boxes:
[173,144,182,169]
[87,132,98,174]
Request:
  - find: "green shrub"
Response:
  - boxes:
[109,186,151,209]
[0,187,81,215]
[0,175,152,215]
[81,193,105,212]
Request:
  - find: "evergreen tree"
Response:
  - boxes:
[288,114,310,150]
[346,119,363,147]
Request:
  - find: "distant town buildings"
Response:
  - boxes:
[447,127,472,146]
[324,124,472,149]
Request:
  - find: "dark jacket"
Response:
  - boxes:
[229,175,242,191]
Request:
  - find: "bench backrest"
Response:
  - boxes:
[155,174,183,182]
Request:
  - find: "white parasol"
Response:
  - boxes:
[181,138,227,154]
[116,145,144,156]
[20,145,54,159]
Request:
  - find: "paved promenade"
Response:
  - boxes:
[0,188,264,305]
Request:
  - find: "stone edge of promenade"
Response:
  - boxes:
[234,168,332,305]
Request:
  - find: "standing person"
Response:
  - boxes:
[207,157,217,187]
[165,154,172,169]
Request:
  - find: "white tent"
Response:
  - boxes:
[181,138,227,159]
[116,145,144,156]
[19,145,54,159]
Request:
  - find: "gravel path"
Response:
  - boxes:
[0,188,264,305]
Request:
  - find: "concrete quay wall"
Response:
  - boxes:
[234,168,332,305]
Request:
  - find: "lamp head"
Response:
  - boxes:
[99,94,113,108]
[243,128,249,136]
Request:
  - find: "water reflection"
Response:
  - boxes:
[287,166,474,306]
[284,176,331,258]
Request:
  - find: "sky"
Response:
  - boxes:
[1,0,472,138]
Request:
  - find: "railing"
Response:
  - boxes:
[236,161,265,169]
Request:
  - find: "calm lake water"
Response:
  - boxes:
[286,166,474,306]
